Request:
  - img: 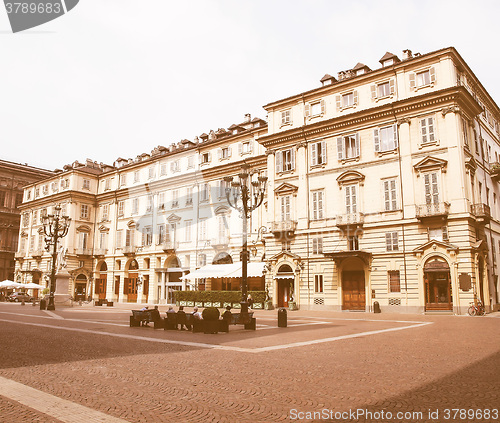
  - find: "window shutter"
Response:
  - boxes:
[392,124,399,148]
[305,103,310,118]
[276,151,283,173]
[409,73,416,90]
[291,148,296,170]
[389,79,395,95]
[374,128,380,152]
[385,233,391,251]
[320,99,326,115]
[311,143,317,166]
[320,140,327,164]
[249,140,253,153]
[353,90,358,105]
[442,226,449,242]
[384,181,390,211]
[227,146,232,157]
[371,85,377,100]
[345,187,351,213]
[218,149,222,161]
[238,143,242,155]
[352,185,357,213]
[355,133,360,157]
[337,137,344,160]
[207,152,211,162]
[336,95,341,111]
[424,174,431,204]
[430,67,436,84]
[312,192,318,219]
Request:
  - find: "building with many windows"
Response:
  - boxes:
[261,47,500,314]
[0,160,53,282]
[14,47,500,314]
[15,115,268,304]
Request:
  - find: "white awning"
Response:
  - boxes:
[274,273,295,280]
[181,262,265,281]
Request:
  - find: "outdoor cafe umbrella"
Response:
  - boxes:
[0,280,24,289]
[23,282,45,289]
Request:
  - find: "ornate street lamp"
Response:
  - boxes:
[42,205,71,311]
[224,165,267,320]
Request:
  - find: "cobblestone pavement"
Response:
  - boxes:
[0,302,499,423]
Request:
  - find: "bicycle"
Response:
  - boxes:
[467,301,485,316]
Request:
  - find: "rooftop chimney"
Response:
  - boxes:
[402,49,413,60]
[244,113,251,123]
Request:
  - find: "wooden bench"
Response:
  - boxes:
[130,309,163,328]
[220,312,256,332]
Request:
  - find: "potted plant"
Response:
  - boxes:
[202,307,220,334]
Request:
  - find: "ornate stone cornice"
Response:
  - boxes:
[441,106,460,116]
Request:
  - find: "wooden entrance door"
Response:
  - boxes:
[95,276,107,300]
[342,271,365,310]
[126,273,138,302]
[425,271,452,310]
[277,279,293,308]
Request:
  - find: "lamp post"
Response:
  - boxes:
[42,205,70,311]
[224,165,267,320]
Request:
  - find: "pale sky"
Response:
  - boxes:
[1,0,500,171]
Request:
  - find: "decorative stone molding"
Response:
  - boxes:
[441,106,460,117]
[397,117,411,126]
[265,149,275,156]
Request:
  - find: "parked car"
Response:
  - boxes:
[8,292,34,303]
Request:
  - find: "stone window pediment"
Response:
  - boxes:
[274,182,298,196]
[167,213,181,223]
[413,156,447,175]
[336,170,365,187]
[76,225,91,233]
[98,225,110,233]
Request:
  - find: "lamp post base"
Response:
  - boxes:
[46,294,56,311]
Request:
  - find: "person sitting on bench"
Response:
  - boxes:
[222,306,232,322]
[176,306,188,330]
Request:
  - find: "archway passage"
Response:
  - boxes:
[342,271,365,310]
[424,258,452,311]
[277,264,294,308]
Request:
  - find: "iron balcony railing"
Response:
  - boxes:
[415,202,450,219]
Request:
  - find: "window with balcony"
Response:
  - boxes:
[385,232,398,251]
[280,195,291,221]
[276,148,295,173]
[345,185,357,214]
[424,172,439,207]
[171,190,179,208]
[337,134,360,160]
[374,124,398,153]
[311,141,327,166]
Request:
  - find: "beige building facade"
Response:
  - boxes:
[14,47,500,314]
[261,47,500,314]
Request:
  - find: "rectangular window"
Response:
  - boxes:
[386,232,399,251]
[420,117,435,144]
[80,204,89,219]
[158,225,165,244]
[101,204,109,220]
[345,185,357,214]
[315,274,324,293]
[133,171,140,183]
[276,148,295,172]
[428,227,448,242]
[424,172,439,205]
[281,109,291,125]
[312,190,324,220]
[417,70,430,86]
[186,187,193,205]
[82,179,90,190]
[125,229,133,247]
[185,220,192,242]
[348,235,359,251]
[383,179,398,211]
[281,241,291,251]
[120,174,127,186]
[118,201,124,216]
[311,141,327,166]
[241,141,252,154]
[219,147,231,160]
[170,160,180,173]
[199,219,207,240]
[29,235,35,251]
[280,195,291,221]
[148,167,155,179]
[160,163,167,175]
[99,232,108,250]
[132,198,139,215]
[200,152,211,164]
[172,190,179,208]
[388,270,400,293]
[79,232,88,249]
[200,183,209,202]
[377,81,392,98]
[187,156,195,169]
[337,134,360,160]
[374,124,398,152]
[312,237,323,254]
[462,118,469,148]
[142,227,152,246]
[116,230,122,248]
[342,92,354,107]
[198,253,207,267]
[104,179,110,191]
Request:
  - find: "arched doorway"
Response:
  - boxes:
[424,257,452,311]
[341,258,366,311]
[74,274,88,301]
[276,264,294,307]
[31,270,42,299]
[95,261,108,300]
[213,252,233,265]
[166,256,182,304]
[125,259,139,303]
